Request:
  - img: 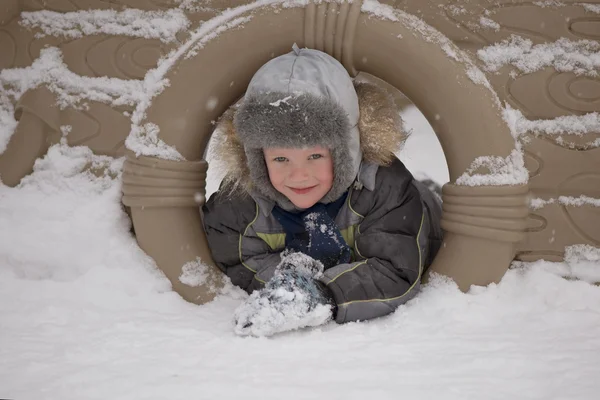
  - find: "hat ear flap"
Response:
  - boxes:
[210,108,253,196]
[355,81,407,166]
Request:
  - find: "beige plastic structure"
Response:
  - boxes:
[1,0,598,303]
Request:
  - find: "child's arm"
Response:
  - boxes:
[202,192,283,293]
[319,160,434,323]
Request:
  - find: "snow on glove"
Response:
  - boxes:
[233,252,335,337]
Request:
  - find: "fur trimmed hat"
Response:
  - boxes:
[216,47,406,211]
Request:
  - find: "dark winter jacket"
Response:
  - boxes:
[203,158,443,323]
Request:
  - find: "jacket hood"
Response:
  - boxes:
[212,48,407,210]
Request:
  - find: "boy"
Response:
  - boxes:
[203,46,442,336]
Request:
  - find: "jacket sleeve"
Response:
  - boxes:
[318,163,432,323]
[202,191,282,293]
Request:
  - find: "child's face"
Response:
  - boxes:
[263,146,334,209]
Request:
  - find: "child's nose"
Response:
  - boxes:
[289,165,309,181]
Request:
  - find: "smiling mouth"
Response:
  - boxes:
[289,185,317,194]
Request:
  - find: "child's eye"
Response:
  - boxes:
[273,157,288,162]
[308,154,323,160]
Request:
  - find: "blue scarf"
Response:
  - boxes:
[271,193,352,270]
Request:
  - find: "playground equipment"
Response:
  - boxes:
[1,0,598,303]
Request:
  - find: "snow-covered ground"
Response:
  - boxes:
[2,2,600,399]
[2,108,600,400]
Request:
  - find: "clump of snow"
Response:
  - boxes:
[361,0,400,22]
[233,288,332,337]
[456,149,529,186]
[533,1,566,7]
[580,3,600,13]
[446,5,467,16]
[0,47,145,110]
[269,95,293,107]
[504,107,600,148]
[530,196,600,209]
[530,197,555,210]
[479,16,500,31]
[0,88,17,154]
[125,122,184,161]
[20,9,190,43]
[59,125,72,137]
[478,35,600,77]
[179,257,211,287]
[466,66,493,88]
[559,195,600,207]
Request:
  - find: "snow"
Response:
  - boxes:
[361,0,400,22]
[479,16,500,31]
[0,46,146,153]
[0,90,17,154]
[3,117,600,400]
[20,9,190,43]
[397,105,449,185]
[179,258,212,287]
[531,196,600,209]
[456,149,529,186]
[2,1,600,398]
[125,122,185,161]
[581,3,600,14]
[233,252,331,337]
[478,36,600,77]
[533,1,566,7]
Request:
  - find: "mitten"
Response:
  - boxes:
[233,252,335,337]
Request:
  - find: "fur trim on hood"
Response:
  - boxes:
[211,80,407,201]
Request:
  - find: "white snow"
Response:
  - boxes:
[479,16,500,31]
[505,107,600,149]
[2,2,600,398]
[0,89,17,154]
[456,149,529,186]
[531,196,600,209]
[20,9,190,43]
[533,1,566,7]
[478,35,600,77]
[125,122,185,161]
[179,258,211,287]
[397,105,449,185]
[580,3,600,14]
[361,0,400,22]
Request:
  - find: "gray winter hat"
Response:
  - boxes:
[234,46,362,211]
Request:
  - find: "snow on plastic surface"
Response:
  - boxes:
[533,0,566,7]
[531,196,600,210]
[20,9,190,42]
[0,46,146,155]
[580,3,600,13]
[505,107,600,149]
[179,258,211,287]
[455,149,529,186]
[0,47,145,110]
[0,90,17,155]
[478,35,600,77]
[125,122,184,161]
[178,256,237,296]
[479,16,500,31]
